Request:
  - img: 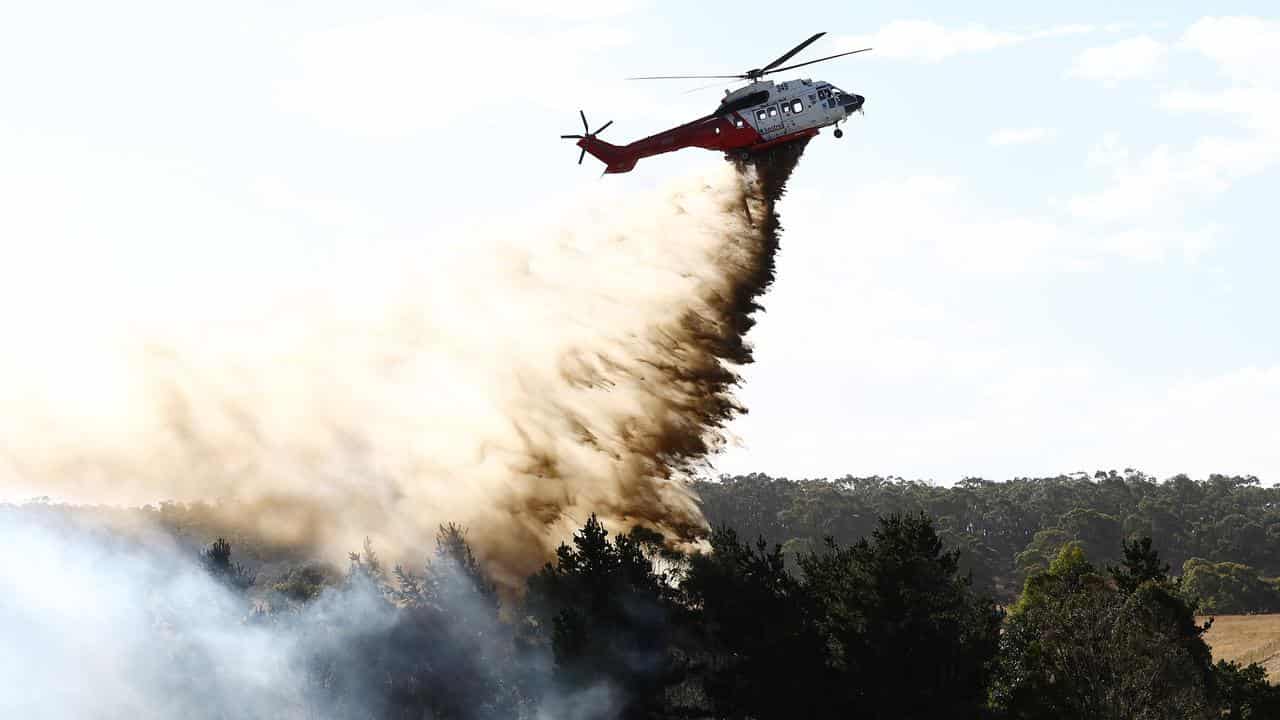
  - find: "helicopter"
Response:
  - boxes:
[562,32,869,174]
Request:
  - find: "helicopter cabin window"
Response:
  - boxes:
[767,105,779,118]
[790,99,804,113]
[755,108,768,122]
[780,101,792,115]
[733,116,746,129]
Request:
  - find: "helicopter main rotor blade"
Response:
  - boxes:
[578,147,586,165]
[592,120,613,135]
[681,79,737,94]
[765,47,872,76]
[762,32,826,72]
[579,110,589,134]
[625,73,745,80]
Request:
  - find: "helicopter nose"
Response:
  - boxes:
[843,94,865,113]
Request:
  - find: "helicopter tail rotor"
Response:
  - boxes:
[560,110,614,165]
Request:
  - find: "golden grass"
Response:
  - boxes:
[1200,614,1280,682]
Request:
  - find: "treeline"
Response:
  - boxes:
[18,470,1280,716]
[195,513,1279,719]
[696,471,1280,608]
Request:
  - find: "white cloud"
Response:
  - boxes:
[1066,134,1280,224]
[988,127,1058,146]
[1068,35,1168,85]
[1031,24,1096,39]
[838,21,1094,62]
[1070,18,1280,226]
[1170,17,1280,132]
[1069,143,1196,222]
[1162,87,1280,134]
[1180,16,1280,87]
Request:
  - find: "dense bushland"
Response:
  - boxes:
[696,471,1280,604]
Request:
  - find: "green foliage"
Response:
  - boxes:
[523,514,681,717]
[1013,528,1072,577]
[378,526,515,719]
[1214,660,1280,719]
[1182,558,1280,614]
[681,526,826,719]
[682,513,1001,720]
[1009,541,1095,616]
[992,539,1219,720]
[199,537,255,591]
[268,562,339,604]
[394,523,499,611]
[802,513,1003,719]
[1058,507,1123,566]
[697,471,1280,609]
[1108,536,1171,595]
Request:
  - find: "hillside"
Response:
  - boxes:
[695,472,1280,606]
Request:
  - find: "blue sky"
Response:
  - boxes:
[1,2,1277,484]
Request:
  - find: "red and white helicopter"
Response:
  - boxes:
[562,32,869,174]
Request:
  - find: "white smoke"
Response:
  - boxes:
[0,509,342,718]
[0,507,626,719]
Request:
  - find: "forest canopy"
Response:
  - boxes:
[695,471,1280,604]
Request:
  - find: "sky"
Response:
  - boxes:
[1,1,1277,485]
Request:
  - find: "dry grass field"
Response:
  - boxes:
[1201,614,1280,682]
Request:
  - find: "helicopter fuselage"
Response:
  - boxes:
[576,78,864,174]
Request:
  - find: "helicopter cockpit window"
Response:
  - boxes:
[790,99,804,113]
[817,88,831,100]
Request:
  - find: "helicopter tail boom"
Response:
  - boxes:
[577,136,639,174]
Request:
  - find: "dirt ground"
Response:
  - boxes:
[1201,615,1280,682]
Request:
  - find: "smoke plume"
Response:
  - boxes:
[0,145,806,584]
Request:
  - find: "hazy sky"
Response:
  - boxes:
[2,2,1277,484]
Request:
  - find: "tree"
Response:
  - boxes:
[682,513,999,720]
[799,512,1001,719]
[1181,558,1280,614]
[268,562,338,604]
[524,515,681,718]
[681,526,827,719]
[992,541,1217,720]
[696,472,1280,609]
[302,530,523,720]
[199,537,255,591]
[1214,660,1280,719]
[1108,536,1171,595]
